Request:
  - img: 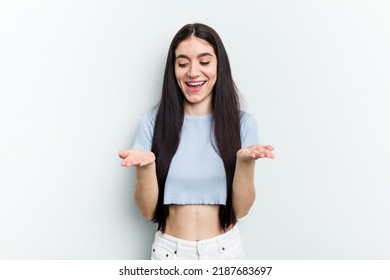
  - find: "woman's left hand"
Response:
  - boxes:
[237,144,275,162]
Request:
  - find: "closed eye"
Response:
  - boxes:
[178,63,189,68]
[200,62,210,66]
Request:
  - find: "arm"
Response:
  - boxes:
[232,145,275,219]
[119,150,158,220]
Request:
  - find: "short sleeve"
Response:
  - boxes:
[240,112,260,148]
[131,111,156,151]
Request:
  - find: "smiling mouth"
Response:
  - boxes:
[185,81,206,88]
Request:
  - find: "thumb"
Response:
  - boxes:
[118,150,129,159]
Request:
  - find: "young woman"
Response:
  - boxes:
[119,23,275,260]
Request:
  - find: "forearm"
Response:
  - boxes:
[134,162,159,220]
[232,160,256,219]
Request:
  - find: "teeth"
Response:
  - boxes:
[187,81,204,86]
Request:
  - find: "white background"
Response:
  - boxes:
[1,0,389,259]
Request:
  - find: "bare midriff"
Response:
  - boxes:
[165,204,230,241]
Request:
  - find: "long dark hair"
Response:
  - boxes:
[151,23,242,232]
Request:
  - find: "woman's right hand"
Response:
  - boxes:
[118,150,156,167]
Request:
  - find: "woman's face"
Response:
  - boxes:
[174,36,217,115]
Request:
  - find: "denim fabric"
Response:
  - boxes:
[151,225,246,260]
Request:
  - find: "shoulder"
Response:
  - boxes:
[240,111,258,127]
[138,110,157,127]
[239,111,260,146]
[132,110,157,150]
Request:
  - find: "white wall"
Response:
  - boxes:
[1,0,389,259]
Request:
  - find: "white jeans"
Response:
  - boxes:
[151,225,246,260]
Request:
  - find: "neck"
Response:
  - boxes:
[184,102,212,116]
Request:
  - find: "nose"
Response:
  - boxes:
[187,63,200,78]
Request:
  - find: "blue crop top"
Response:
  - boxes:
[131,111,259,205]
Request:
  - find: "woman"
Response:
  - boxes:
[119,23,275,260]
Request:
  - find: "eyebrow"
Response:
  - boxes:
[175,52,214,60]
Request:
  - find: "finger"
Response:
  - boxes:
[118,150,129,159]
[255,150,275,159]
[266,153,274,159]
[250,144,265,150]
[249,151,264,159]
[121,157,139,167]
[125,160,141,167]
[264,151,275,159]
[265,145,275,151]
[121,159,132,167]
[249,152,256,159]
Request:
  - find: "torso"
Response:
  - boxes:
[165,205,230,241]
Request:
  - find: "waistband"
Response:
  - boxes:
[154,225,240,256]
